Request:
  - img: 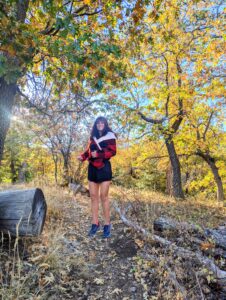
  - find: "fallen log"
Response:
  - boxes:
[113,202,226,291]
[154,217,226,250]
[0,188,47,237]
[205,226,226,250]
[153,217,199,232]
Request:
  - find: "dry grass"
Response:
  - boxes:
[109,185,226,299]
[110,185,226,228]
[0,183,79,299]
[0,183,225,299]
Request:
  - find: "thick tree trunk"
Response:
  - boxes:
[196,151,225,202]
[0,78,17,164]
[0,1,30,163]
[0,188,47,236]
[165,140,184,199]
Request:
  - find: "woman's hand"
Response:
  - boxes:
[77,155,83,161]
[91,151,97,158]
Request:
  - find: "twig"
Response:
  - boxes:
[195,272,205,300]
[113,201,226,289]
[165,264,188,300]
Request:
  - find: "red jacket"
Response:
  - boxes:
[80,131,117,169]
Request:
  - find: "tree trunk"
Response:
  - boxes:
[0,0,29,163]
[54,157,58,185]
[166,161,173,196]
[0,78,17,164]
[10,158,17,183]
[50,150,58,185]
[62,154,70,185]
[0,188,47,236]
[18,162,28,183]
[196,151,225,202]
[184,171,190,194]
[165,140,184,199]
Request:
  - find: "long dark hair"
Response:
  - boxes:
[90,116,117,139]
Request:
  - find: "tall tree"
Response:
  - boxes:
[177,103,225,202]
[107,0,225,199]
[0,0,140,162]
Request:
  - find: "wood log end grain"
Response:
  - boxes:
[0,188,47,237]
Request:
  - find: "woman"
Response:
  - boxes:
[77,116,117,238]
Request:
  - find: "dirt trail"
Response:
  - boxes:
[0,186,152,299]
[58,194,146,300]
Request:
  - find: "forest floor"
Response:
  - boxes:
[0,183,226,300]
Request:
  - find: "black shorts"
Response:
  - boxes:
[88,160,112,183]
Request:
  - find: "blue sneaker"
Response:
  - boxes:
[102,224,111,238]
[88,222,100,237]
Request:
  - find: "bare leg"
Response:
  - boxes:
[100,181,111,225]
[88,181,100,224]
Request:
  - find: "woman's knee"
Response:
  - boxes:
[90,193,99,201]
[100,194,108,203]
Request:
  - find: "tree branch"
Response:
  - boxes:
[137,111,167,124]
[74,9,102,17]
[162,54,170,118]
[113,202,226,288]
[171,58,184,134]
[203,111,214,141]
[17,87,52,117]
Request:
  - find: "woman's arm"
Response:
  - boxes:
[96,139,116,159]
[79,140,91,161]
